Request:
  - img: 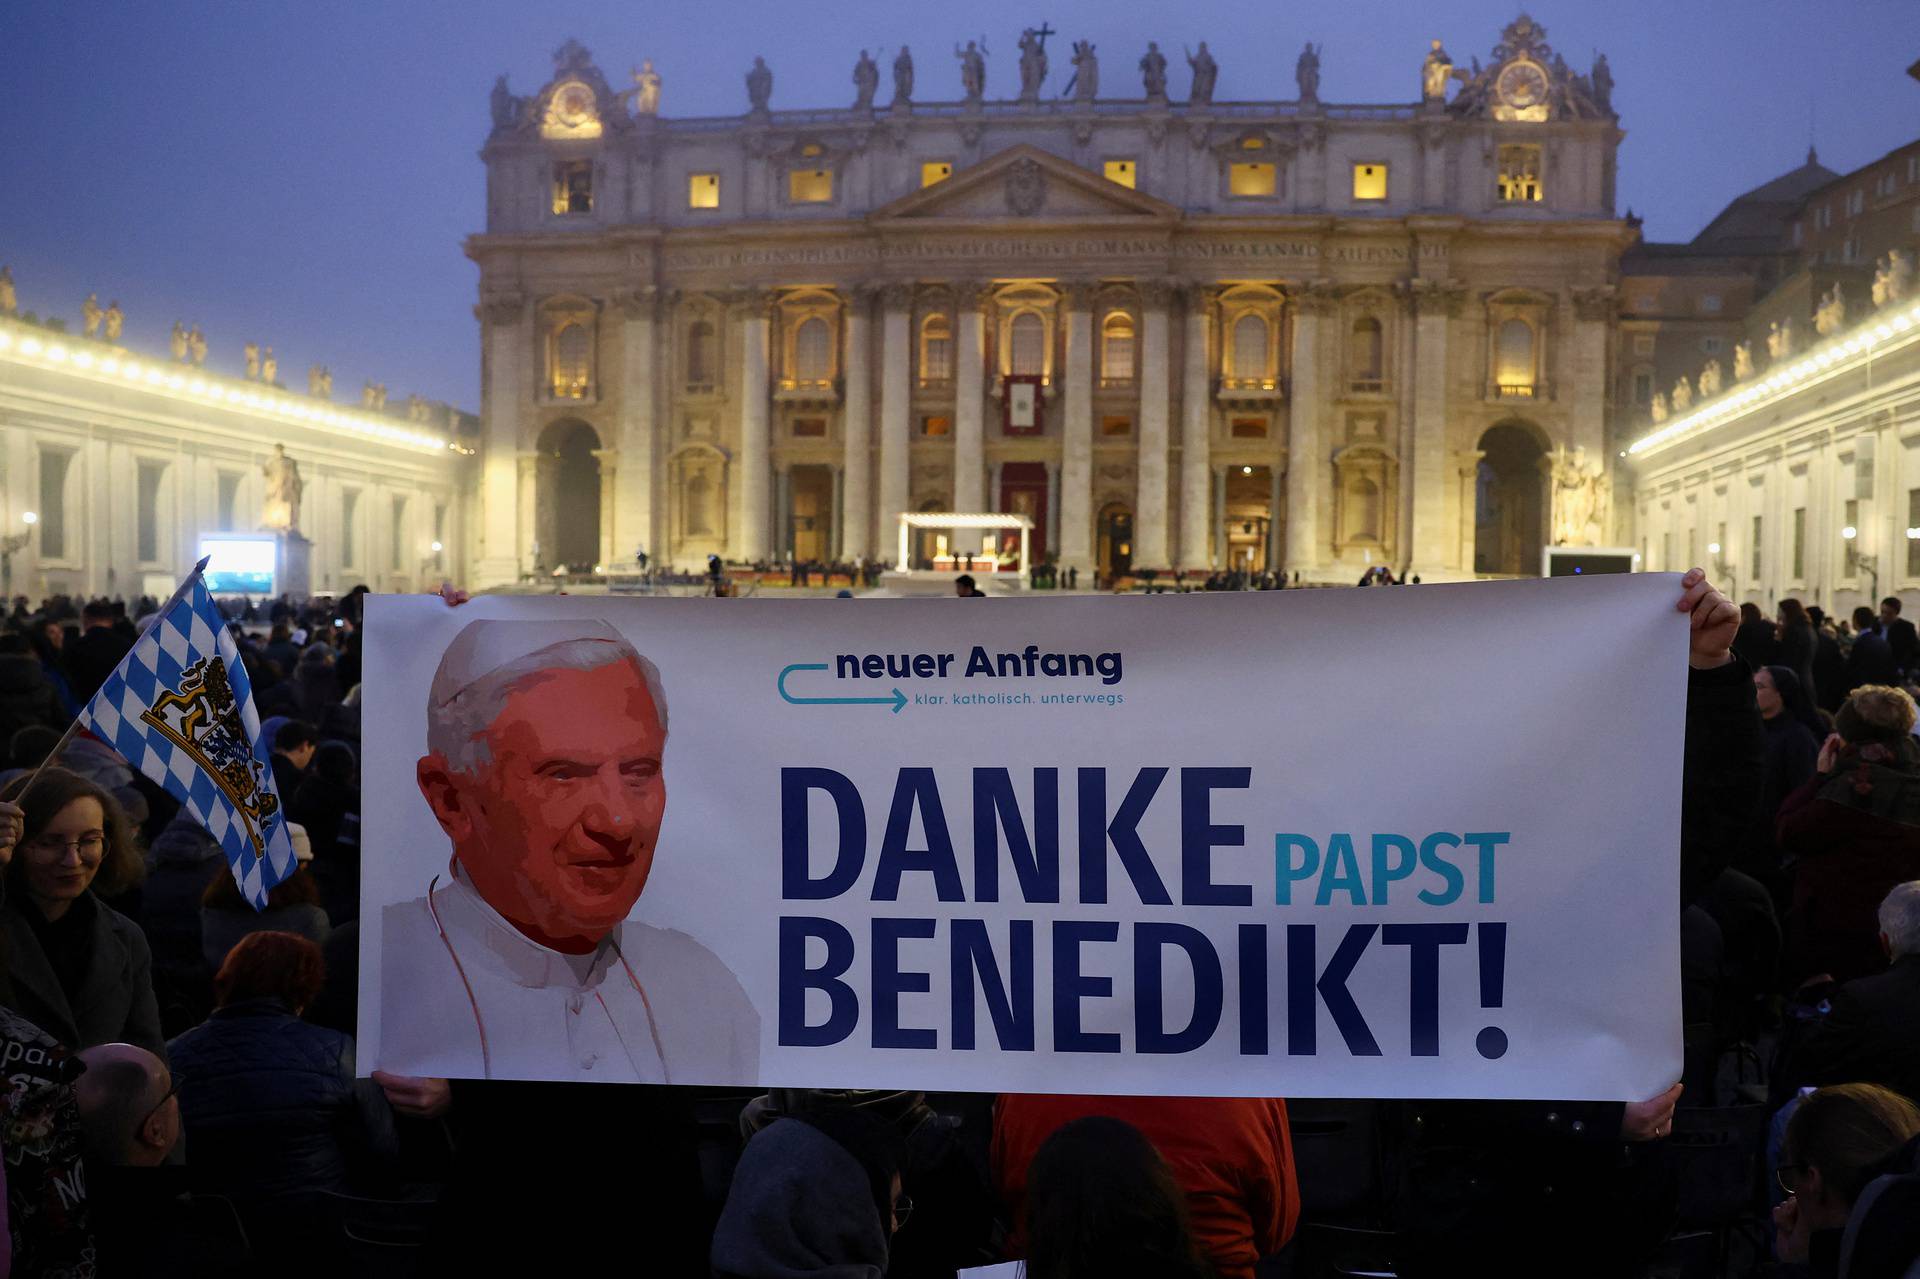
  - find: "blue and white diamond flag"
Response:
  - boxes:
[77,563,296,909]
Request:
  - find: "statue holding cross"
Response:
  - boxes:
[1017,23,1054,102]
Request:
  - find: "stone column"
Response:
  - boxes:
[1456,449,1484,574]
[476,291,527,585]
[1214,468,1228,571]
[954,282,988,532]
[774,466,792,558]
[841,287,874,560]
[737,291,772,560]
[1046,461,1061,555]
[1568,287,1614,458]
[876,284,913,562]
[519,453,542,571]
[593,449,618,568]
[614,288,657,567]
[1060,284,1095,571]
[1178,287,1212,570]
[1135,280,1173,569]
[1283,283,1332,579]
[1408,280,1461,577]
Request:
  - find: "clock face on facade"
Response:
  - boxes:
[553,82,596,127]
[1496,60,1549,110]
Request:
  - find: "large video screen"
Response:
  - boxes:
[199,535,277,595]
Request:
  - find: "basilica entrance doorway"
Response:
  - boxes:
[1098,502,1134,582]
[1224,465,1275,572]
[538,419,601,573]
[788,465,833,563]
[1474,421,1546,576]
[999,462,1048,564]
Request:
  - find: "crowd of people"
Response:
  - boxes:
[0,572,1913,1276]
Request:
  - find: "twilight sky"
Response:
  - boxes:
[2,0,1914,409]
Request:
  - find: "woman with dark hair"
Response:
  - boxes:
[1778,684,1920,984]
[0,767,163,1055]
[199,824,330,970]
[1778,598,1819,699]
[1735,601,1778,670]
[1773,1083,1920,1274]
[167,931,396,1208]
[1024,1116,1213,1279]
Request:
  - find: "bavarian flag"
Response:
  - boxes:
[76,560,296,909]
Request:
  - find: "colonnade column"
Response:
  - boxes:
[954,282,987,547]
[1570,286,1615,541]
[1059,284,1094,572]
[1135,280,1172,569]
[593,449,618,569]
[877,284,913,567]
[615,287,656,568]
[476,291,527,586]
[1408,280,1458,577]
[1283,283,1331,580]
[1178,287,1213,570]
[840,286,874,561]
[737,291,772,561]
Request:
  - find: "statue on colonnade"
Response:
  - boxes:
[1549,444,1610,546]
[1671,375,1692,411]
[189,326,207,366]
[1296,43,1321,103]
[1698,358,1722,397]
[261,443,303,534]
[1140,42,1168,101]
[892,46,914,106]
[82,293,102,338]
[628,60,662,115]
[262,347,277,386]
[103,301,122,342]
[1873,250,1913,308]
[1016,27,1049,102]
[1814,284,1846,336]
[170,322,189,362]
[853,50,879,110]
[1767,318,1793,361]
[0,266,16,316]
[1069,41,1098,102]
[956,40,986,103]
[244,342,261,380]
[1733,341,1754,381]
[1422,39,1454,101]
[1650,391,1668,423]
[746,56,773,112]
[1186,43,1217,105]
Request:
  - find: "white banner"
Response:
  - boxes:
[358,575,1686,1100]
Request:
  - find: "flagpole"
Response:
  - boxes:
[10,555,213,805]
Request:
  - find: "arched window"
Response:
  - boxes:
[1349,317,1383,386]
[685,473,713,535]
[1231,313,1269,382]
[1010,312,1046,376]
[552,323,591,398]
[687,320,717,386]
[1495,319,1535,393]
[920,314,952,382]
[794,316,832,383]
[1102,311,1136,383]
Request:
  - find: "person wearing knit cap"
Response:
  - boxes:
[377,617,758,1083]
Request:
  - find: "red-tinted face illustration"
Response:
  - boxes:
[418,659,666,953]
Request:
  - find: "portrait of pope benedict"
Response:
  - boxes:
[379,617,759,1083]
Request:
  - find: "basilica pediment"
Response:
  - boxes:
[869,145,1180,225]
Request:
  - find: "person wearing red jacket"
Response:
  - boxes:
[993,1094,1298,1279]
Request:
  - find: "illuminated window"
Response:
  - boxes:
[789,168,834,203]
[1104,159,1137,189]
[919,314,952,382]
[1101,415,1133,437]
[1349,317,1383,388]
[793,417,827,438]
[552,322,592,398]
[136,460,165,563]
[1102,312,1136,383]
[1230,417,1268,439]
[1010,312,1046,376]
[552,160,593,215]
[1494,319,1535,394]
[37,448,70,559]
[1229,162,1276,197]
[1229,314,1269,382]
[686,320,718,387]
[688,173,721,209]
[921,161,953,187]
[1351,163,1387,202]
[1496,145,1543,202]
[793,316,832,383]
[920,414,952,437]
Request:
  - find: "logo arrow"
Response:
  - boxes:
[777,663,906,714]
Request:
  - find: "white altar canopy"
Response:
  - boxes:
[894,512,1032,574]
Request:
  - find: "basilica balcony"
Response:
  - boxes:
[1216,375,1287,403]
[1486,379,1553,403]
[1346,378,1389,397]
[775,376,841,406]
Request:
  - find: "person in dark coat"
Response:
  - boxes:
[29,616,80,717]
[1747,666,1821,888]
[712,1108,907,1279]
[1392,568,1762,1279]
[1734,601,1777,670]
[1845,606,1899,693]
[1777,598,1818,702]
[292,644,343,723]
[1776,880,1920,1103]
[1777,685,1920,986]
[0,631,67,753]
[0,767,164,1056]
[1809,607,1847,713]
[1771,1085,1920,1276]
[269,718,317,803]
[263,622,301,680]
[62,600,133,705]
[167,930,398,1263]
[143,810,228,1037]
[289,741,361,925]
[1880,596,1919,675]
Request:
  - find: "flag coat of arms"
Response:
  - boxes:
[77,570,296,908]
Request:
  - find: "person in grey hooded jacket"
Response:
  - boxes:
[712,1108,906,1279]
